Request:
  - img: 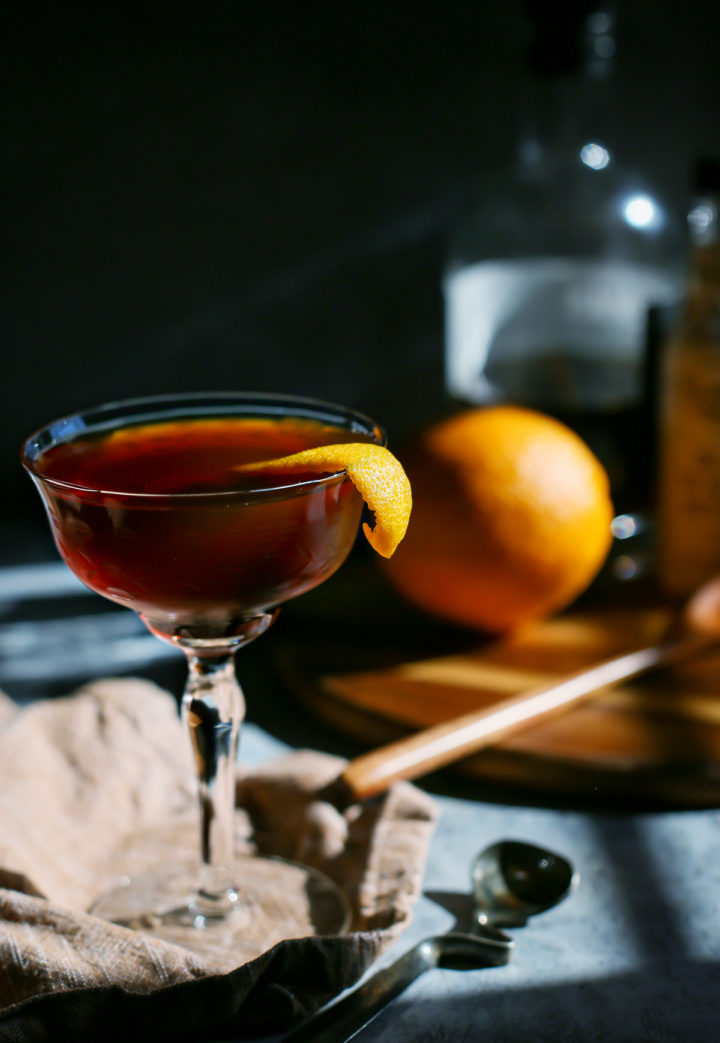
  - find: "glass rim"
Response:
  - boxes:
[21,391,386,502]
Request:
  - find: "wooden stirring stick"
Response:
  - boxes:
[337,629,720,802]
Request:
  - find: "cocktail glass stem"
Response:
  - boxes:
[182,652,245,922]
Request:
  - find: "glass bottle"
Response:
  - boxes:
[443,0,684,514]
[657,158,720,597]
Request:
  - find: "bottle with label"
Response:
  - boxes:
[443,0,684,514]
[657,159,720,597]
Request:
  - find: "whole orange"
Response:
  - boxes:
[383,405,614,632]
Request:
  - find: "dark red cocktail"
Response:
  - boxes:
[29,412,374,641]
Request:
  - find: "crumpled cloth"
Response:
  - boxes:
[0,679,437,1042]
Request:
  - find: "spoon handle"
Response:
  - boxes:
[282,933,510,1043]
[281,941,434,1043]
[340,633,716,801]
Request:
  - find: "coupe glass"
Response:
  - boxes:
[21,392,384,957]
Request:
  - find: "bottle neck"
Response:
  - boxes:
[517,72,613,172]
[519,1,617,172]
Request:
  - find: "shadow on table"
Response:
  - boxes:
[360,958,720,1042]
[373,807,715,1042]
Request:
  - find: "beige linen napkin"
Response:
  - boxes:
[0,679,436,1041]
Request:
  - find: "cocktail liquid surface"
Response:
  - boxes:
[35,416,369,630]
[38,416,364,494]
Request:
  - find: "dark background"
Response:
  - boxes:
[5,1,720,561]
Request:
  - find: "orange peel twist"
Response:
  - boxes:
[237,443,412,557]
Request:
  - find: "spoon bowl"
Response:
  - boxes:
[683,574,720,639]
[284,839,576,1042]
[472,839,578,928]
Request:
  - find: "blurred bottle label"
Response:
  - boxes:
[659,338,720,595]
[445,257,678,410]
[657,160,720,596]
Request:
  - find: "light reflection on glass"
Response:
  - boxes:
[623,194,660,230]
[593,35,616,59]
[688,202,717,237]
[612,554,640,581]
[611,514,639,540]
[580,143,610,170]
[587,11,612,34]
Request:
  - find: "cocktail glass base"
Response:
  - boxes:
[90,856,351,971]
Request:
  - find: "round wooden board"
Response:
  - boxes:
[280,605,720,807]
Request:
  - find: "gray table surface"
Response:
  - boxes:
[238,723,720,1043]
[4,561,719,1041]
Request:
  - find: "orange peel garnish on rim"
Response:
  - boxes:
[236,443,412,557]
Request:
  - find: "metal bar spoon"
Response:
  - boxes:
[334,576,720,802]
[282,839,576,1043]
